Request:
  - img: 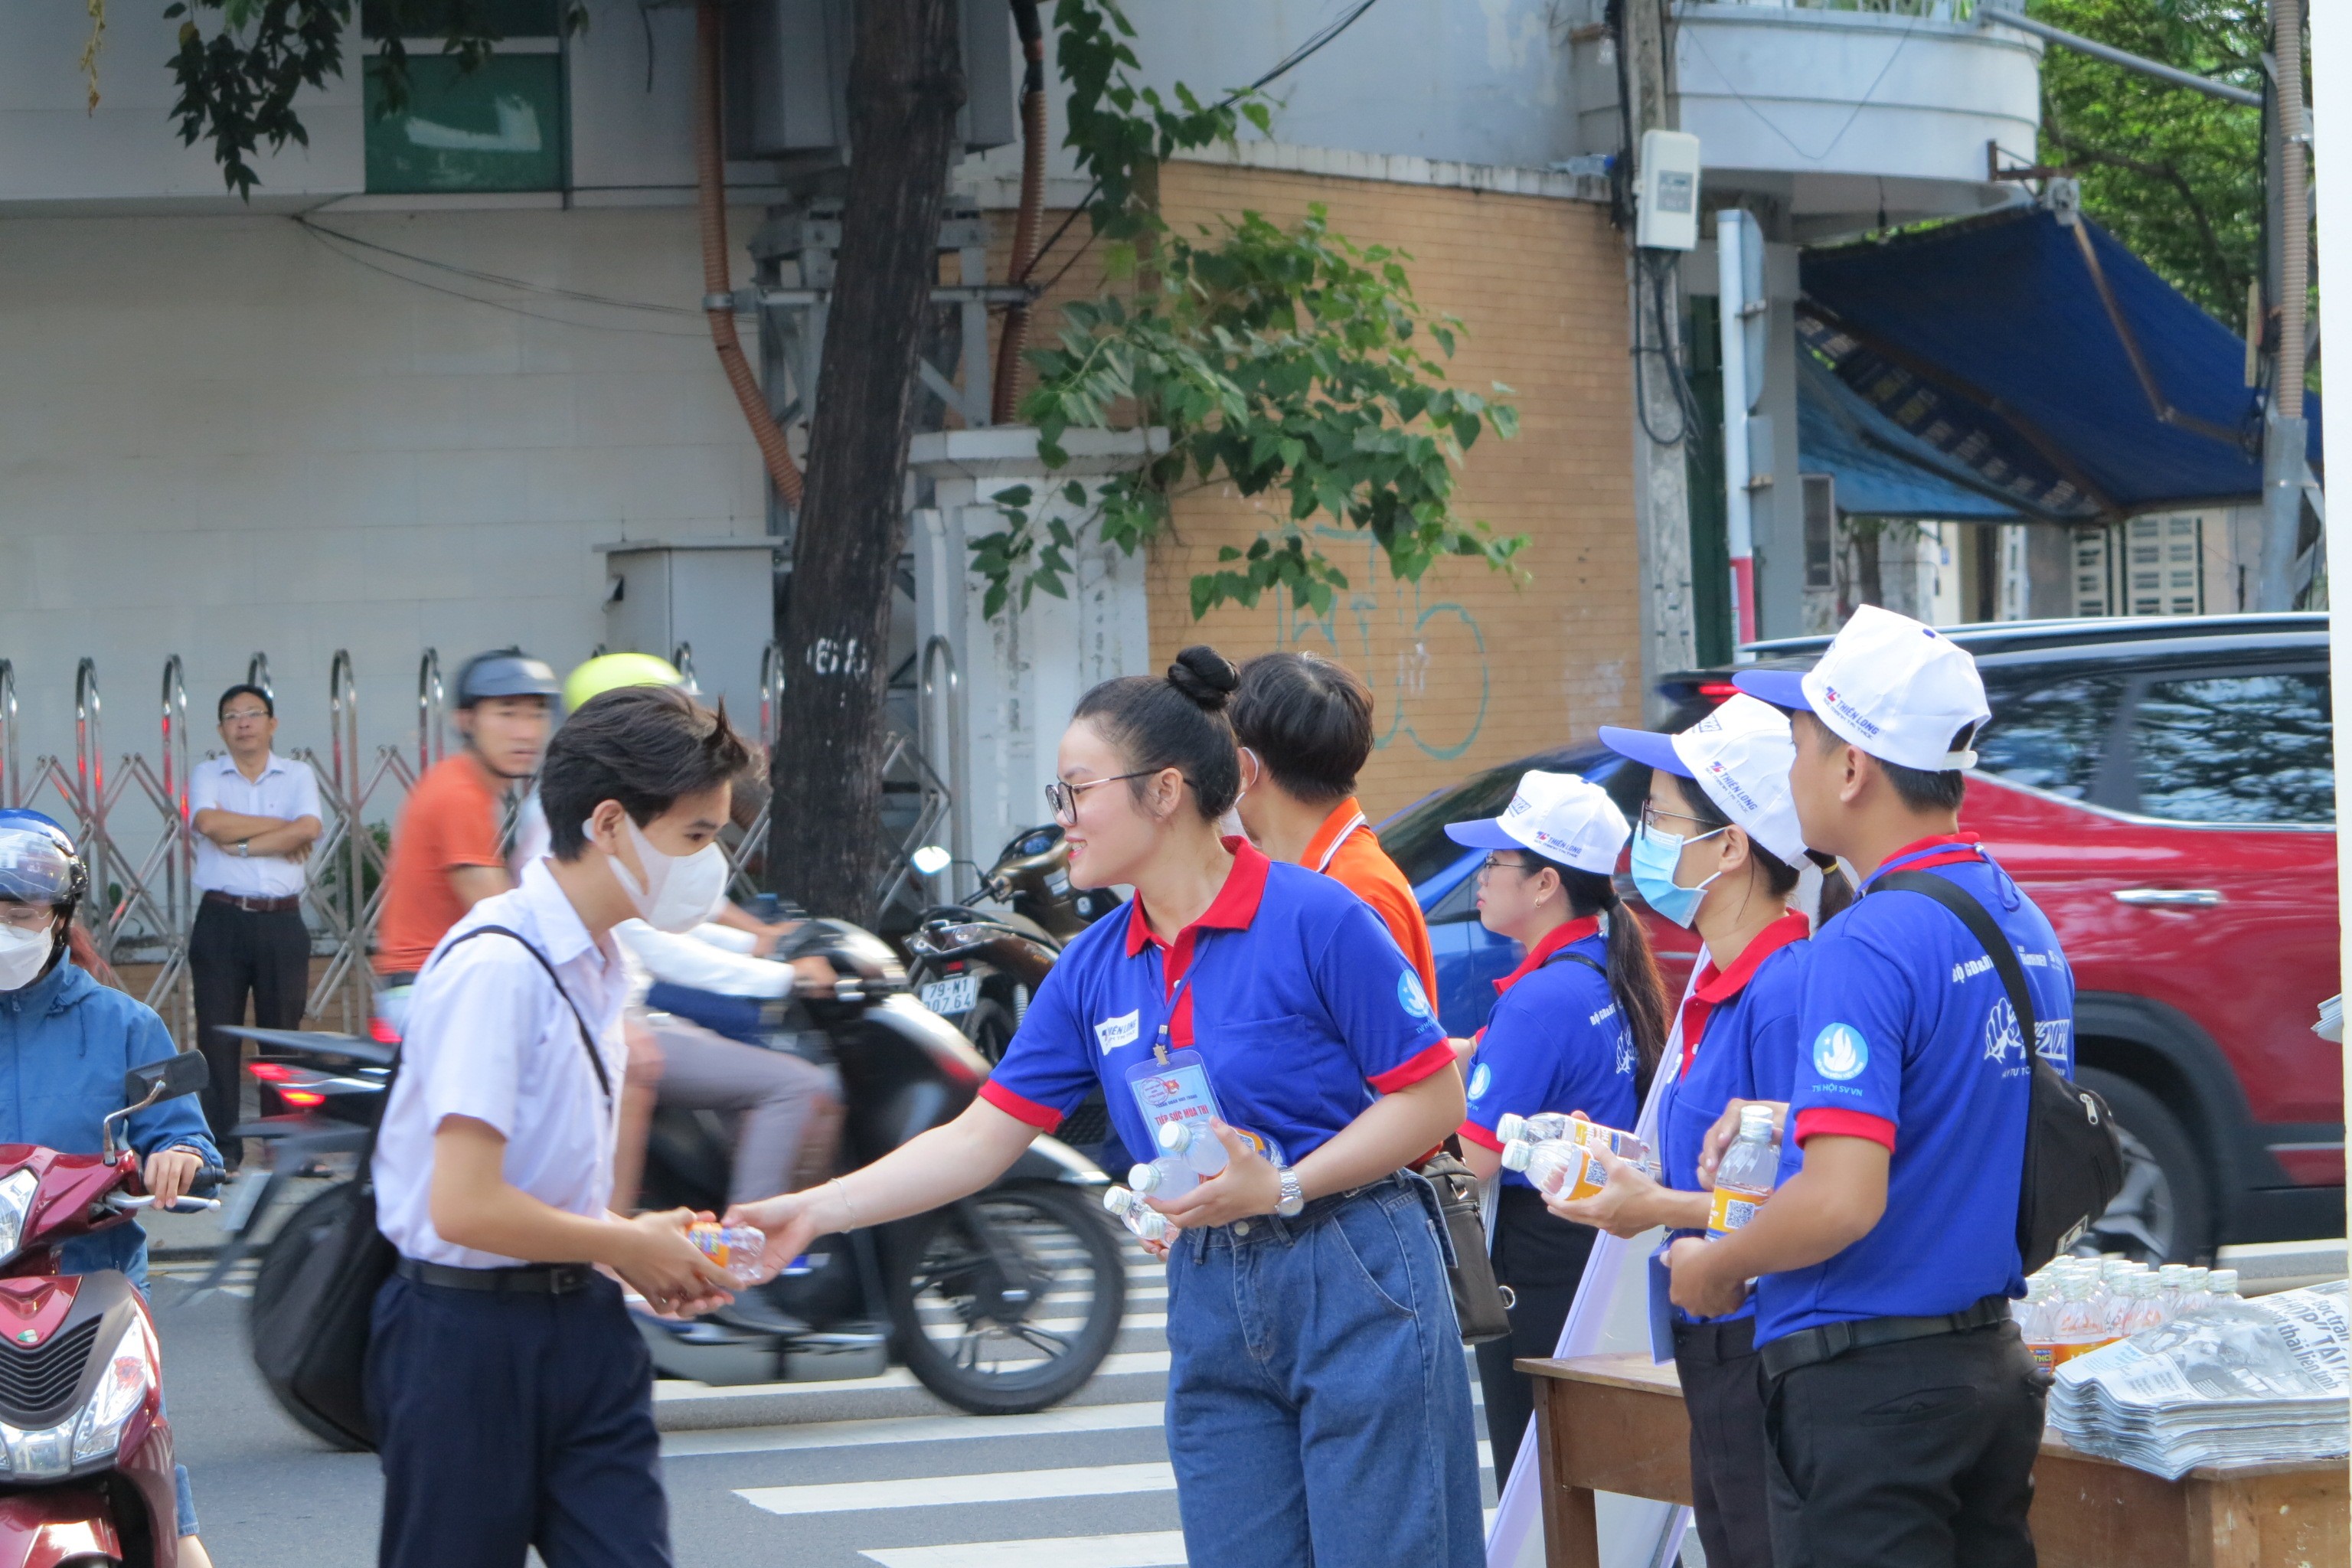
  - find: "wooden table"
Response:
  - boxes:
[1521,1352,2349,1568]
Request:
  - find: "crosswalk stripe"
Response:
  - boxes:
[858,1530,1187,1567]
[665,1401,1165,1459]
[737,1461,1175,1517]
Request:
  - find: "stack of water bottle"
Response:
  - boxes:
[1493,1112,1658,1203]
[1102,1117,1230,1243]
[2024,1257,2351,1478]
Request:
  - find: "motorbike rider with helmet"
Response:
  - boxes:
[373,648,560,1029]
[0,811,220,1566]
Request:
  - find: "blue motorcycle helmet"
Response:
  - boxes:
[0,810,87,984]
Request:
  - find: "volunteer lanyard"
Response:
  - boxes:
[1311,811,1367,874]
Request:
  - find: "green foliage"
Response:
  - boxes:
[970,2,1522,623]
[2034,0,2264,324]
[161,0,585,199]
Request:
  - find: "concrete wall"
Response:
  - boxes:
[0,206,772,771]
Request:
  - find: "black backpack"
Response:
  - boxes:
[1870,872,2125,1275]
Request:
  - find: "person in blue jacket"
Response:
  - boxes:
[0,810,220,1565]
[1443,770,1669,1480]
[1548,694,1848,1568]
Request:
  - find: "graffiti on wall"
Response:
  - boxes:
[1265,524,1490,761]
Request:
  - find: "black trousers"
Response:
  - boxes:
[1763,1321,2047,1568]
[368,1271,671,1568]
[1674,1315,1776,1568]
[1472,1184,1597,1479]
[189,899,310,1156]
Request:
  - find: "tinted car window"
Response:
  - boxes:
[1976,672,2125,800]
[2132,669,2334,825]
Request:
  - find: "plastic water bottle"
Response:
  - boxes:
[1158,1118,1229,1178]
[1499,1137,1582,1198]
[1495,1112,1574,1145]
[1127,1157,1198,1201]
[2118,1273,2166,1338]
[1707,1105,1780,1236]
[687,1222,767,1285]
[1102,1185,1168,1243]
[2019,1278,2059,1373]
[2050,1271,2112,1366]
[2206,1267,2240,1302]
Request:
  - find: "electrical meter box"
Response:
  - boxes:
[597,540,779,719]
[726,0,1015,167]
[1635,129,1702,251]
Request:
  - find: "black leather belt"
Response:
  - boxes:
[397,1257,596,1295]
[202,890,303,914]
[1759,1293,2013,1379]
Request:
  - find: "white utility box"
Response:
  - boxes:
[595,538,779,719]
[1637,129,1703,251]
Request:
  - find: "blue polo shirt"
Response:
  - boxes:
[1655,911,1810,1325]
[980,838,1454,1168]
[1754,835,2075,1344]
[1457,916,1639,1190]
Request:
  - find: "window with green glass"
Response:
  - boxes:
[363,1,567,194]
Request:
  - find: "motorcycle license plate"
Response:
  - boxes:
[217,1170,269,1234]
[920,976,979,1017]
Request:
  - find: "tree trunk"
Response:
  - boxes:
[767,0,965,922]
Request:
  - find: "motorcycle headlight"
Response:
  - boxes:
[68,1313,155,1465]
[0,1168,40,1266]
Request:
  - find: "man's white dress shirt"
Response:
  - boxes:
[188,752,322,899]
[372,858,628,1269]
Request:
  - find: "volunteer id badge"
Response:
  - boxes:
[1122,1046,1285,1165]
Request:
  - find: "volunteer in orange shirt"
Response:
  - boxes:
[1227,652,1438,1005]
[373,648,559,1023]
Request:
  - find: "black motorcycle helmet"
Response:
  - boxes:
[453,648,560,710]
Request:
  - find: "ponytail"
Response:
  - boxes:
[1558,865,1670,1105]
[1805,850,1856,925]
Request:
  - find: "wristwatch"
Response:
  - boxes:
[1274,1165,1305,1219]
[235,839,250,859]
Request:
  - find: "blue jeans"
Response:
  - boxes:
[1166,1173,1483,1568]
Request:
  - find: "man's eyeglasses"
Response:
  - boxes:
[1044,770,1182,825]
[220,709,271,725]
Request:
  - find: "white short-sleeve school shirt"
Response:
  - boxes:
[372,858,629,1268]
[188,752,323,900]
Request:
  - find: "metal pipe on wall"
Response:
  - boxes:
[2257,0,2312,610]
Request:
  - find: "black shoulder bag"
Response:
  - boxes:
[253,925,609,1451]
[1872,873,2124,1275]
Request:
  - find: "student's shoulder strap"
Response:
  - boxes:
[1544,951,1604,977]
[433,924,612,1103]
[1869,872,2035,1040]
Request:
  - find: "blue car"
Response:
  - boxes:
[1374,743,1698,1037]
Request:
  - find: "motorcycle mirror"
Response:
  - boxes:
[123,1050,207,1109]
[911,845,952,877]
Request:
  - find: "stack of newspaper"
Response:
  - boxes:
[2049,1281,2350,1479]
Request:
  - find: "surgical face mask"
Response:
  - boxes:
[1629,821,1726,930]
[0,925,53,992]
[603,816,730,934]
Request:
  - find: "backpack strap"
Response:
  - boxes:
[1867,870,2040,1263]
[1543,950,1605,977]
[431,924,612,1105]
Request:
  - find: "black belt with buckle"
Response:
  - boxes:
[397,1258,596,1295]
[1759,1293,2013,1379]
[202,890,304,914]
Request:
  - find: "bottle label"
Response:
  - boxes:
[1707,1184,1766,1236]
[2047,1338,2115,1368]
[2027,1341,2056,1374]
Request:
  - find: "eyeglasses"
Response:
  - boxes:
[1044,771,1181,825]
[1639,802,1712,835]
[220,709,271,725]
[1477,854,1534,877]
[0,906,54,932]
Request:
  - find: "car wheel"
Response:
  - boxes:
[2074,1068,2212,1266]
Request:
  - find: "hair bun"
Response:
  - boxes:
[1166,645,1239,713]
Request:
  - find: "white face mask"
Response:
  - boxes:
[601,815,730,934]
[0,926,52,991]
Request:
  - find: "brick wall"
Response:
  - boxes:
[986,163,1641,819]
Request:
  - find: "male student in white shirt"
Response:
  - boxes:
[367,684,744,1568]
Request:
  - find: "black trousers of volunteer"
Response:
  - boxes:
[190,897,310,1158]
[1674,1315,1776,1568]
[1763,1321,2046,1568]
[368,1269,671,1568]
[1473,1184,1597,1479]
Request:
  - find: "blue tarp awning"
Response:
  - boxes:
[1798,354,2027,522]
[1798,207,2320,518]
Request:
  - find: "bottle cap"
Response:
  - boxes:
[1739,1104,1774,1133]
[1500,1140,1534,1173]
[1129,1161,1163,1194]
[1104,1187,1135,1216]
[1158,1120,1191,1153]
[1495,1114,1526,1145]
[2208,1269,2239,1294]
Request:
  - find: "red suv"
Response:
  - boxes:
[1670,614,2337,1263]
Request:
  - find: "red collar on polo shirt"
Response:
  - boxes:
[1493,915,1604,997]
[1122,837,1270,1047]
[1864,831,1984,885]
[1676,910,1811,1077]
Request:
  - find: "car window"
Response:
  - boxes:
[2131,668,2334,825]
[1976,672,2126,800]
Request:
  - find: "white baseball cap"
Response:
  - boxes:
[1597,693,1808,864]
[1443,770,1629,875]
[1734,604,1990,773]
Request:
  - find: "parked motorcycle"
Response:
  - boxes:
[903,825,1121,1161]
[0,1050,221,1568]
[214,915,1125,1438]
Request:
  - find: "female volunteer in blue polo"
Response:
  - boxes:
[1444,771,1668,1481]
[1549,694,1841,1568]
[730,647,1482,1568]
